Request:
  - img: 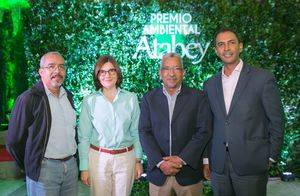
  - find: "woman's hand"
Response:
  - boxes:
[81,170,91,186]
[135,161,143,180]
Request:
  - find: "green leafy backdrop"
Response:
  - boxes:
[0,0,299,194]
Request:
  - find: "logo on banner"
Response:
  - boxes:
[133,13,210,64]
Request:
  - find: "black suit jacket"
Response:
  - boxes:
[204,64,284,175]
[139,86,212,186]
[6,81,75,181]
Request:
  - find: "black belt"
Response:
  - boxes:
[45,155,74,161]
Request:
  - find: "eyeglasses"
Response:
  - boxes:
[42,64,66,71]
[161,66,183,72]
[98,68,117,76]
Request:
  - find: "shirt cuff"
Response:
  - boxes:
[79,158,88,171]
[156,160,165,168]
[203,158,209,165]
[133,142,143,159]
[179,157,187,165]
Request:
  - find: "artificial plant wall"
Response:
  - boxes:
[2,0,299,176]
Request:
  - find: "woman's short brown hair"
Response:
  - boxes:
[93,55,122,90]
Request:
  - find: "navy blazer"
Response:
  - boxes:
[204,64,284,175]
[139,86,212,186]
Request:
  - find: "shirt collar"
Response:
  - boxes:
[222,59,243,77]
[98,87,122,95]
[97,88,123,102]
[44,85,65,98]
[162,85,182,96]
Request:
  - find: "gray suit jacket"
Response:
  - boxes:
[204,64,284,175]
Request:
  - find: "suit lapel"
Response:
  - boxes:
[156,88,170,122]
[215,73,227,117]
[171,87,189,122]
[227,64,251,116]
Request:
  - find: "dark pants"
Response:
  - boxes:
[211,151,268,196]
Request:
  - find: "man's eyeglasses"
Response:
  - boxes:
[98,68,117,76]
[42,64,66,71]
[161,66,183,72]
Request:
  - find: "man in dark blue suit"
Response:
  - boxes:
[204,28,284,196]
[139,52,212,196]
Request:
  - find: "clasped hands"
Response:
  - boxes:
[159,155,183,176]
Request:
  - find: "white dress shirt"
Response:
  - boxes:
[222,60,243,114]
[221,60,275,163]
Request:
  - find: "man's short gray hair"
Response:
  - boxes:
[160,52,183,70]
[39,51,64,67]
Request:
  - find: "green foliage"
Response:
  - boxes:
[131,180,149,196]
[203,181,213,196]
[0,8,28,125]
[24,1,162,111]
[0,0,295,191]
[23,1,299,166]
[0,0,30,35]
[289,138,300,177]
[130,180,214,195]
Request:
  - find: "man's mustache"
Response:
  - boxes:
[51,74,63,79]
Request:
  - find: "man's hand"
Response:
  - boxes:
[80,170,91,186]
[163,156,184,165]
[268,160,275,169]
[159,160,182,176]
[135,162,143,179]
[203,164,211,180]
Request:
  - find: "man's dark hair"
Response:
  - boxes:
[214,28,241,45]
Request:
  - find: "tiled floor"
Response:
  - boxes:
[0,180,89,196]
[0,178,299,196]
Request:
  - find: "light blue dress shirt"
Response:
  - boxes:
[44,86,77,159]
[78,88,142,170]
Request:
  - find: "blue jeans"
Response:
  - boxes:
[26,157,78,196]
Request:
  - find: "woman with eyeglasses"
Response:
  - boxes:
[78,55,143,196]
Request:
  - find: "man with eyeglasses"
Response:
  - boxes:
[7,51,78,196]
[139,52,212,196]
